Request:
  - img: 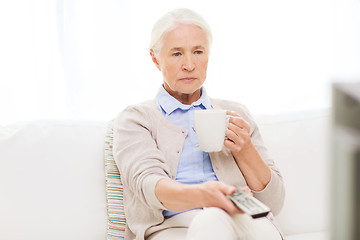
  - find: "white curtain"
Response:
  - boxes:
[0,0,359,125]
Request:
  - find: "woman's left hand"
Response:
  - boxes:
[224,111,252,154]
[224,111,271,192]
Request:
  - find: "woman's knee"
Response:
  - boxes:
[187,208,238,240]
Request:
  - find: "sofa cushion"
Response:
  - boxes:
[104,120,126,239]
[254,109,331,236]
[286,231,329,240]
[0,121,108,240]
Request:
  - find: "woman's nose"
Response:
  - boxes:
[182,55,195,72]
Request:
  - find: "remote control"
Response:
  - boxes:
[228,190,270,218]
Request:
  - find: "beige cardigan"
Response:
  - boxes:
[113,98,285,240]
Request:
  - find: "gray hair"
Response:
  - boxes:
[149,8,213,57]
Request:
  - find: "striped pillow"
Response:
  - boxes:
[104,120,126,239]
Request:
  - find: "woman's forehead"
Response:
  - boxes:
[162,24,208,49]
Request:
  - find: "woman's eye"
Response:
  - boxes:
[194,50,203,55]
[173,52,181,56]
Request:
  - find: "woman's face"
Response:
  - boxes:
[151,24,209,104]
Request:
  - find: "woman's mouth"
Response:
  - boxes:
[180,77,196,82]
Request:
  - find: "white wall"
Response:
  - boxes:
[0,0,359,124]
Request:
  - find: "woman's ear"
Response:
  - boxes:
[150,50,161,71]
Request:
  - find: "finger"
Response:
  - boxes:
[220,183,236,196]
[224,138,243,153]
[224,195,244,215]
[225,125,247,146]
[213,184,239,214]
[226,110,240,117]
[217,184,245,215]
[224,138,235,149]
[227,122,244,138]
[225,131,244,150]
[227,202,244,215]
[229,117,251,133]
[241,186,254,196]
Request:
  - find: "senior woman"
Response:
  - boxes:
[114,8,285,240]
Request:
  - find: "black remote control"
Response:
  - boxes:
[228,190,270,218]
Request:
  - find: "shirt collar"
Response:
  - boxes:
[156,85,212,115]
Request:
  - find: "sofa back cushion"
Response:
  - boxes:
[254,108,331,235]
[104,120,126,239]
[0,121,108,240]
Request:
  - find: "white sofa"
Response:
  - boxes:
[0,108,331,240]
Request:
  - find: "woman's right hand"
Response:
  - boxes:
[194,181,243,215]
[155,179,245,215]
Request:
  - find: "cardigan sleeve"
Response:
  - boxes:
[113,104,169,210]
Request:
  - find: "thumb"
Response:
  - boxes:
[222,184,236,196]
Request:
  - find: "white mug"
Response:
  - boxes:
[194,109,227,152]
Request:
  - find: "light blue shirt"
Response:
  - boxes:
[156,86,218,217]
